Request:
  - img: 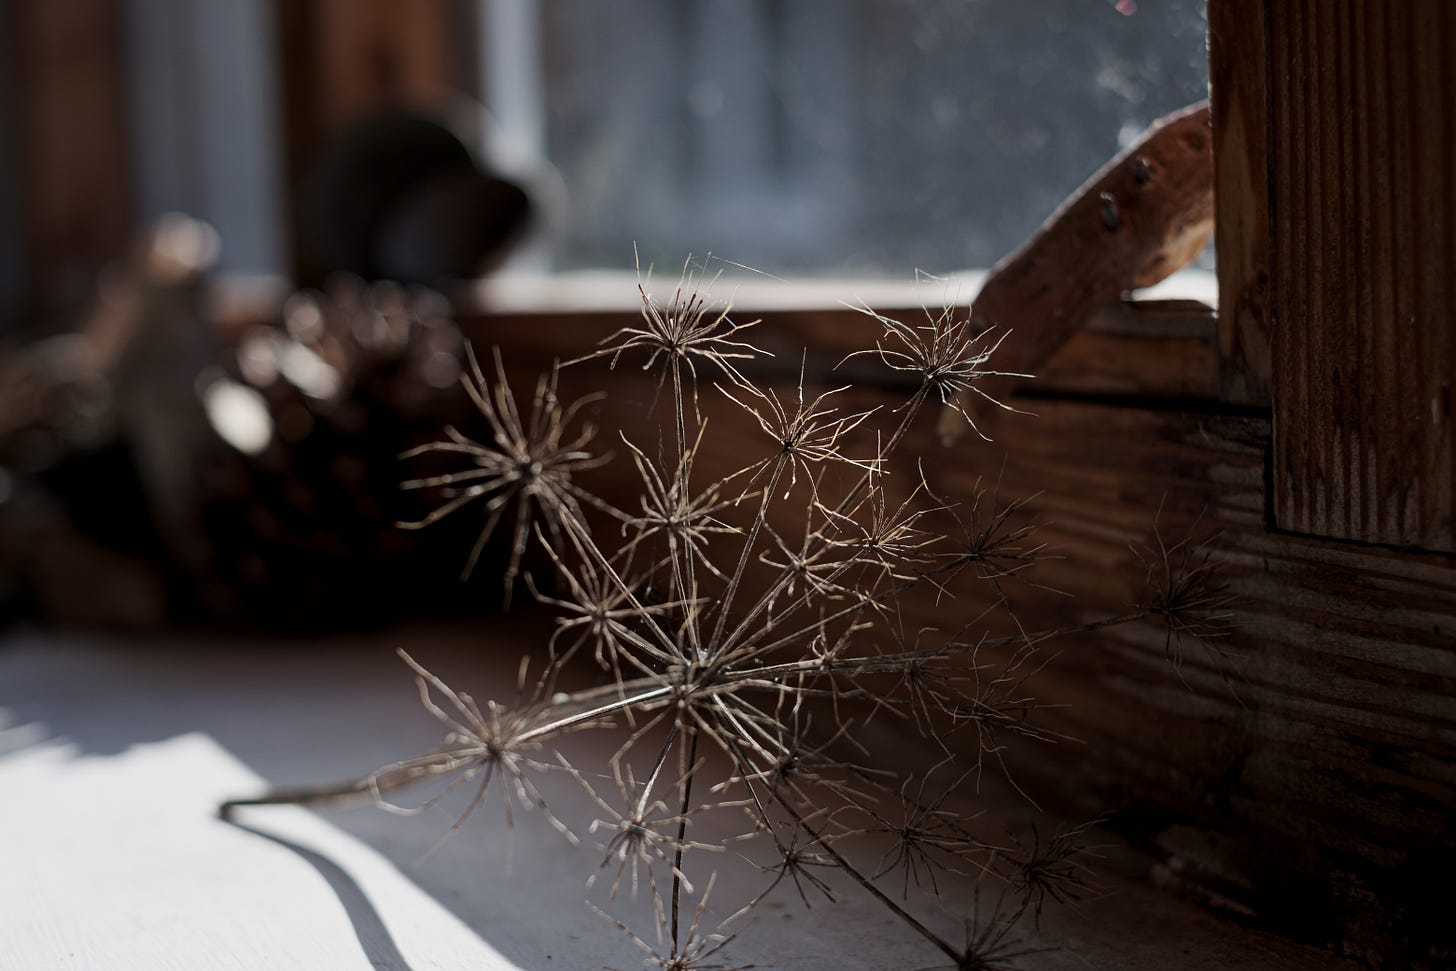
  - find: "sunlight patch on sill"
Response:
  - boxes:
[464,267,1216,316]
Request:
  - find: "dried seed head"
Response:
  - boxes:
[399,345,608,600]
[571,250,766,392]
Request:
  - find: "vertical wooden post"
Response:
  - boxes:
[8,0,131,330]
[272,0,461,286]
[1215,0,1456,552]
[1264,0,1455,552]
[1209,0,1273,406]
[0,20,22,332]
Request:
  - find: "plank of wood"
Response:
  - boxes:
[8,0,130,329]
[941,102,1215,440]
[311,0,455,124]
[0,29,21,331]
[1036,299,1220,399]
[911,396,1456,968]
[460,294,1221,408]
[272,0,461,286]
[1268,0,1456,553]
[1209,0,1274,406]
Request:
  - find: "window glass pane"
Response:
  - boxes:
[124,0,284,276]
[537,0,1208,276]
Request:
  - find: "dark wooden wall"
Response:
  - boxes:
[1205,5,1456,960]
[3,0,130,331]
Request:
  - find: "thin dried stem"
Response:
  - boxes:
[223,263,1228,971]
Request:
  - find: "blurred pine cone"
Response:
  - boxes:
[189,277,504,630]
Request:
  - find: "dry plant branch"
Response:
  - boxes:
[222,257,1230,968]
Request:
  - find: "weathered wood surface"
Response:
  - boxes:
[466,294,1220,408]
[943,102,1215,439]
[466,303,1456,966]
[925,398,1456,969]
[1034,298,1220,400]
[1210,0,1274,406]
[1267,0,1456,553]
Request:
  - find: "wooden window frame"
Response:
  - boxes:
[1212,0,1455,554]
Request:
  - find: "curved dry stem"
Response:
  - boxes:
[221,265,1211,970]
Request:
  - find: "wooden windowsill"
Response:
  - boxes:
[463,267,1218,317]
[208,267,1217,325]
[204,267,1225,410]
[0,618,1355,971]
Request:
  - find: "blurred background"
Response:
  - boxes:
[0,0,1209,633]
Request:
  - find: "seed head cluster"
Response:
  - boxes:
[227,258,1228,969]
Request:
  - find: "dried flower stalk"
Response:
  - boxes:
[223,258,1226,969]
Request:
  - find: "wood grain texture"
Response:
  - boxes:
[1269,0,1456,553]
[1038,299,1220,399]
[1209,0,1274,406]
[466,295,1221,410]
[912,398,1455,968]
[467,304,1456,965]
[943,102,1215,439]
